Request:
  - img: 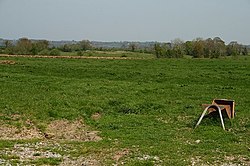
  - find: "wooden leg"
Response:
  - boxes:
[195,105,225,130]
[195,106,209,128]
[217,106,225,130]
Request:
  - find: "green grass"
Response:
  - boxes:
[0,56,250,165]
[60,50,155,59]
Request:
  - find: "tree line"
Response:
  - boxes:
[154,37,248,58]
[1,38,92,56]
[0,37,248,58]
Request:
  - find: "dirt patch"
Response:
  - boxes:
[0,60,16,65]
[190,156,250,166]
[0,54,141,60]
[1,142,62,165]
[113,149,130,162]
[7,142,62,160]
[0,118,103,165]
[60,156,101,166]
[45,119,102,142]
[224,155,250,166]
[0,118,102,142]
[0,140,132,166]
[190,156,204,166]
[0,141,103,166]
[0,124,44,140]
[137,154,162,164]
[91,113,102,121]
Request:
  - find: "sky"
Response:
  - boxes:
[0,0,250,44]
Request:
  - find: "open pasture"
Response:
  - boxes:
[0,56,250,165]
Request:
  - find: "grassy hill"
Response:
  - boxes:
[0,56,250,165]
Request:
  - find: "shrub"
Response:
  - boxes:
[38,49,50,55]
[49,49,61,56]
[77,51,83,56]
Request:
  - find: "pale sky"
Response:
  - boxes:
[0,0,250,44]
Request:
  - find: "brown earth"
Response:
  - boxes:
[0,141,102,166]
[91,113,102,121]
[0,60,16,65]
[113,148,130,162]
[60,156,101,166]
[45,119,102,141]
[0,117,104,165]
[0,54,140,60]
[0,117,102,142]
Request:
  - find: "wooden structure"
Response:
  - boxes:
[195,99,235,130]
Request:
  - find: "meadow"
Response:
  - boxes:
[0,55,250,165]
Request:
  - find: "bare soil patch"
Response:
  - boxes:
[0,117,103,165]
[0,60,16,65]
[45,119,102,142]
[0,125,43,140]
[0,117,102,142]
[0,117,134,165]
[0,54,140,60]
[0,140,106,166]
[190,156,250,166]
[91,113,102,121]
[113,148,130,162]
[60,156,101,166]
[1,142,65,165]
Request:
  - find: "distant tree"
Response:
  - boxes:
[154,43,163,58]
[30,45,38,55]
[49,49,61,56]
[184,41,193,56]
[61,44,72,52]
[37,40,49,50]
[172,47,184,58]
[226,41,240,56]
[165,49,172,58]
[203,38,214,58]
[169,39,184,58]
[31,40,49,55]
[3,40,14,54]
[4,40,12,48]
[242,47,248,56]
[68,43,80,51]
[226,46,237,56]
[16,38,33,55]
[129,43,137,52]
[77,51,83,56]
[153,41,184,59]
[161,43,171,58]
[38,49,50,55]
[78,40,92,51]
[192,39,204,58]
[171,38,184,48]
[212,37,226,58]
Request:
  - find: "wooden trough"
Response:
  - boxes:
[195,99,235,130]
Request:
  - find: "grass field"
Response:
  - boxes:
[0,55,250,165]
[60,50,155,59]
